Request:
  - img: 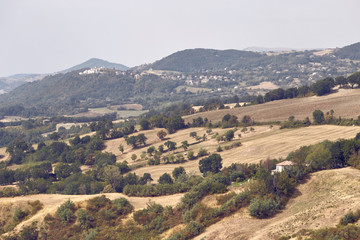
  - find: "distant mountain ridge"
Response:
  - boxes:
[145,42,360,73]
[148,48,263,73]
[60,58,129,73]
[0,58,129,94]
[1,42,360,117]
[242,46,323,52]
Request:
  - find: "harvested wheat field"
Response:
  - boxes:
[183,88,360,123]
[130,125,360,182]
[195,167,360,240]
[0,192,184,233]
[103,127,233,163]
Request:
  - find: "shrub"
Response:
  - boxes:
[183,221,204,238]
[112,198,134,215]
[230,171,245,182]
[248,197,279,218]
[77,209,93,230]
[197,148,209,157]
[56,200,76,224]
[216,192,236,205]
[340,211,358,225]
[13,208,28,223]
[86,195,111,212]
[158,173,174,184]
[187,151,196,160]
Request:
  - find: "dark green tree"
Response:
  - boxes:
[139,119,151,130]
[312,110,325,124]
[199,153,222,176]
[172,166,186,179]
[158,173,173,184]
[224,130,235,141]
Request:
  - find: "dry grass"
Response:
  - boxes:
[0,147,9,162]
[109,125,359,182]
[195,167,360,240]
[184,88,360,123]
[246,81,280,90]
[0,192,184,233]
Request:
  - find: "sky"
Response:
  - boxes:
[0,0,359,76]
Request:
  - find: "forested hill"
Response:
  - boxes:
[149,49,264,72]
[334,42,360,60]
[0,69,180,116]
[61,58,129,73]
[146,42,360,73]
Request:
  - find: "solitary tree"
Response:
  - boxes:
[313,110,325,124]
[181,140,189,150]
[147,146,155,156]
[189,132,197,138]
[119,144,124,154]
[199,153,222,176]
[224,130,235,141]
[137,133,147,146]
[164,141,177,151]
[157,130,167,140]
[126,136,138,148]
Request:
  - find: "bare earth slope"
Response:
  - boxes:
[184,88,360,123]
[195,167,360,240]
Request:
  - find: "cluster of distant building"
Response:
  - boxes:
[79,67,126,76]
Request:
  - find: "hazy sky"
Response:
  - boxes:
[0,0,359,76]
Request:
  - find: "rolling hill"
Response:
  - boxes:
[0,58,128,95]
[60,58,129,73]
[148,48,264,72]
[146,42,360,74]
[0,69,180,116]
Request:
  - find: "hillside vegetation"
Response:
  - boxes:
[195,167,360,240]
[0,70,180,116]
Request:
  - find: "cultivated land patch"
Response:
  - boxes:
[195,167,360,240]
[183,88,360,123]
[103,125,360,182]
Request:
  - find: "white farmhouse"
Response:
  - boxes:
[275,161,294,173]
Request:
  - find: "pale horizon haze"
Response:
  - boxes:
[0,0,359,76]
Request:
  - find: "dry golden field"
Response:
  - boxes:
[183,88,360,123]
[102,125,360,182]
[195,167,360,240]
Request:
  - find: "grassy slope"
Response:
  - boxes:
[195,167,360,240]
[183,88,360,123]
[0,192,184,234]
